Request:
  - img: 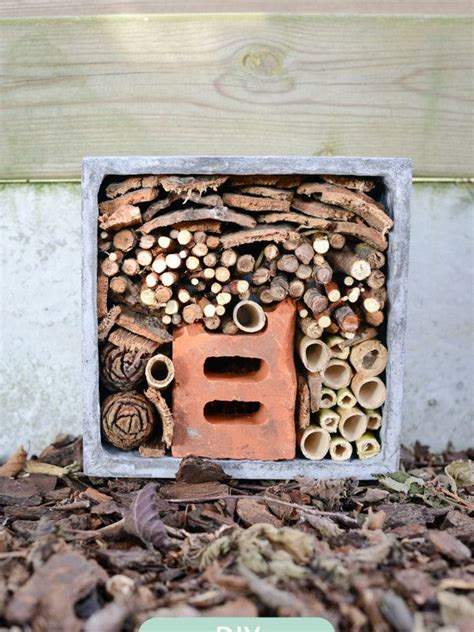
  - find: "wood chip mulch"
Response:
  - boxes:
[0,437,473,631]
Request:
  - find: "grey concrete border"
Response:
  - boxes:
[82,156,411,479]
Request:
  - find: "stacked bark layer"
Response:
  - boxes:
[96,172,392,461]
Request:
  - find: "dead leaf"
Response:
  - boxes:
[176,455,229,484]
[445,460,474,492]
[123,483,173,551]
[0,446,27,477]
[236,498,283,528]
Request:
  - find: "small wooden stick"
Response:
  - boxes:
[263,243,279,261]
[152,255,167,274]
[327,248,371,281]
[182,303,203,323]
[367,269,385,289]
[204,315,221,330]
[307,371,322,412]
[257,286,274,304]
[203,252,218,268]
[312,233,330,254]
[154,285,173,304]
[313,261,333,284]
[165,253,182,270]
[136,249,153,267]
[334,305,360,332]
[252,267,271,286]
[277,254,299,274]
[139,234,156,249]
[294,241,314,265]
[215,267,231,283]
[177,229,193,245]
[329,233,346,249]
[236,254,255,274]
[113,229,137,252]
[220,249,238,267]
[325,281,341,302]
[354,242,385,269]
[185,256,200,271]
[288,278,305,299]
[100,258,119,277]
[304,286,328,314]
[298,316,322,339]
[270,275,289,301]
[97,272,109,318]
[296,264,312,280]
[160,271,179,287]
[198,297,216,318]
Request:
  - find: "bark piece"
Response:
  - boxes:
[176,455,229,483]
[100,342,149,392]
[220,224,299,248]
[144,387,174,449]
[160,175,228,195]
[296,375,311,430]
[297,182,393,233]
[99,188,159,216]
[5,552,107,630]
[236,498,283,528]
[117,306,172,344]
[142,194,179,221]
[367,269,386,289]
[321,174,376,192]
[109,327,160,355]
[307,371,322,413]
[223,192,291,212]
[174,219,222,233]
[292,197,354,221]
[227,174,302,188]
[258,214,388,250]
[98,305,121,342]
[427,530,471,562]
[102,391,155,450]
[99,205,142,231]
[105,176,163,199]
[97,272,109,318]
[236,186,294,201]
[139,206,255,233]
[159,480,229,501]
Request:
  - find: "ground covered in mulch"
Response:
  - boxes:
[0,438,473,631]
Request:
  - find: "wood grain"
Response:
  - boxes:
[0,14,472,178]
[1,1,472,17]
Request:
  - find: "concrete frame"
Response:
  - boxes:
[82,156,411,479]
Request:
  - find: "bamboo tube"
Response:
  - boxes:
[327,248,371,281]
[319,409,340,433]
[298,426,331,460]
[351,374,386,409]
[139,234,155,249]
[329,436,353,461]
[320,387,337,408]
[312,233,330,254]
[365,409,382,430]
[233,300,266,333]
[321,359,353,389]
[326,335,350,360]
[350,340,388,376]
[336,388,357,409]
[338,407,368,441]
[154,285,173,304]
[145,354,175,390]
[152,255,167,274]
[298,335,331,372]
[355,432,381,460]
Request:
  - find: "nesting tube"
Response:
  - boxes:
[326,335,350,360]
[321,359,353,389]
[355,432,381,460]
[329,436,353,461]
[298,426,331,460]
[233,300,267,333]
[350,340,388,376]
[145,354,175,390]
[338,407,368,441]
[351,374,386,409]
[320,387,337,408]
[319,408,340,433]
[336,388,357,409]
[298,335,331,372]
[365,409,382,430]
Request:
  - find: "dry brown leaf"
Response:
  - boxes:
[0,446,27,478]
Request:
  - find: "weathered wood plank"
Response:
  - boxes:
[1,1,472,17]
[0,15,472,178]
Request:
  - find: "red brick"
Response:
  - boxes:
[172,300,297,460]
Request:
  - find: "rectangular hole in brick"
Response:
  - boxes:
[204,400,262,423]
[204,356,263,377]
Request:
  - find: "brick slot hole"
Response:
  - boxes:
[204,356,263,377]
[204,400,263,424]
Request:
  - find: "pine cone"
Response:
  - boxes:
[100,343,148,392]
[101,391,154,450]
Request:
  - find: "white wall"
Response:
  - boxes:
[1,182,472,457]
